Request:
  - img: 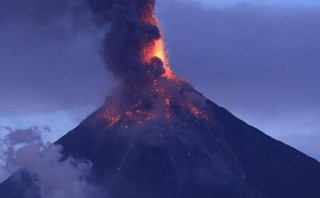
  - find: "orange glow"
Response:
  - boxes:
[99,98,209,128]
[110,115,121,126]
[165,99,171,106]
[95,7,209,128]
[140,10,176,80]
[154,39,166,64]
[141,37,176,80]
[100,104,159,127]
[189,105,209,121]
[100,108,122,127]
[145,113,156,121]
[163,97,172,119]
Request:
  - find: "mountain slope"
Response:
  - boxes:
[55,89,320,198]
[1,88,320,198]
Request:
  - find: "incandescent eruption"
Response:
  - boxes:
[88,0,173,82]
[1,1,320,198]
[87,0,207,128]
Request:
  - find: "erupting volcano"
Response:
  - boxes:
[1,0,320,198]
[86,0,208,130]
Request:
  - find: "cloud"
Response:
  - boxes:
[0,127,105,197]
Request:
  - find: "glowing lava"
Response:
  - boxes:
[140,5,176,80]
[189,105,209,121]
[154,39,176,79]
[141,36,175,79]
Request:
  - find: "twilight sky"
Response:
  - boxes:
[200,0,320,6]
[0,0,319,160]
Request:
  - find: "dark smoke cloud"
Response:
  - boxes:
[0,127,106,197]
[88,0,166,82]
[0,0,90,37]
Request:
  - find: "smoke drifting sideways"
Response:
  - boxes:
[0,127,105,198]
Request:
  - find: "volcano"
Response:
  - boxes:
[1,0,320,197]
[39,87,320,198]
[2,83,320,198]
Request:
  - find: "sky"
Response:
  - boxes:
[197,0,320,6]
[0,0,319,161]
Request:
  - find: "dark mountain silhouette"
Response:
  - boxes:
[1,85,320,198]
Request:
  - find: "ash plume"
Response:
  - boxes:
[88,0,165,83]
[84,0,210,130]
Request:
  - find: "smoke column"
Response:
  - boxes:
[85,0,208,127]
[88,0,174,84]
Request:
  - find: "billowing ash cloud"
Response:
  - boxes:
[88,0,165,83]
[0,127,105,198]
[78,1,220,137]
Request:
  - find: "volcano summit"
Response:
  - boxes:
[1,0,320,198]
